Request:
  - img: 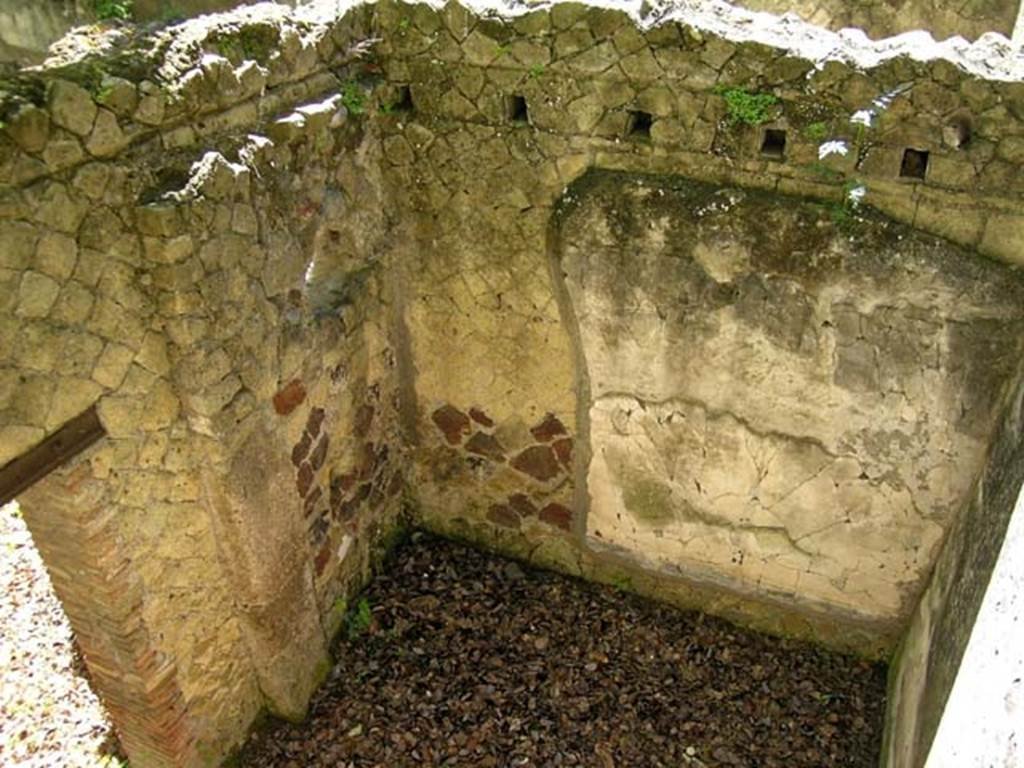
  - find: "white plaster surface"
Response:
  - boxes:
[927,487,1024,768]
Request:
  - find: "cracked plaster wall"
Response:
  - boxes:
[881,365,1024,768]
[3,0,1024,765]
[558,170,1024,633]
[376,0,1024,655]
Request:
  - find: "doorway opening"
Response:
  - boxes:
[0,500,124,766]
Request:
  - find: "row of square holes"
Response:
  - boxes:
[507,94,656,139]
[759,128,929,180]
[396,87,931,181]
[509,95,931,180]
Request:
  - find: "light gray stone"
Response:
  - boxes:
[48,80,97,137]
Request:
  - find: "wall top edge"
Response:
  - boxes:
[0,0,1021,106]
[446,0,1024,81]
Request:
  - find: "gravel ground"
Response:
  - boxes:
[0,502,123,767]
[240,533,887,768]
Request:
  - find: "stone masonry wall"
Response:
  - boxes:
[0,1,293,65]
[4,1,1024,766]
[737,0,1020,43]
[372,7,1024,767]
[0,0,88,65]
[1,3,409,765]
[881,362,1024,768]
[19,454,202,766]
[377,0,1024,653]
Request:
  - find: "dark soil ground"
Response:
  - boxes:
[239,533,887,768]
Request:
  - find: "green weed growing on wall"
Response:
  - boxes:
[715,87,779,126]
[803,121,829,141]
[93,0,133,20]
[345,597,373,638]
[341,80,366,116]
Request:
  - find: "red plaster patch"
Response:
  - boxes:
[553,437,573,468]
[487,504,520,529]
[354,404,375,437]
[511,445,561,481]
[303,486,322,517]
[291,432,312,466]
[306,406,326,436]
[358,442,377,480]
[431,405,471,445]
[296,462,314,497]
[531,413,567,442]
[469,407,494,428]
[508,493,538,517]
[336,471,358,493]
[314,542,331,576]
[273,379,306,415]
[310,435,329,471]
[539,502,572,531]
[465,431,506,462]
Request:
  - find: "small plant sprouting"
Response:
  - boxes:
[527,63,545,79]
[95,81,115,105]
[345,597,373,638]
[823,180,865,233]
[93,0,133,20]
[610,573,633,592]
[341,81,366,116]
[398,17,411,31]
[843,178,866,207]
[827,201,855,232]
[715,86,779,126]
[494,44,511,59]
[804,121,829,141]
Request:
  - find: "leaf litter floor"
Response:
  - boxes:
[239,533,887,768]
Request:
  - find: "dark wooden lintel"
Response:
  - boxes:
[0,406,106,506]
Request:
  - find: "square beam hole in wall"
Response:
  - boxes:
[760,128,787,159]
[627,110,653,140]
[393,85,414,113]
[900,148,929,180]
[507,94,529,124]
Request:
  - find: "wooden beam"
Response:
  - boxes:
[0,406,106,506]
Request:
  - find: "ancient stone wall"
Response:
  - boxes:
[378,0,1024,654]
[0,1,293,65]
[881,363,1024,768]
[1,4,408,764]
[4,1,1024,766]
[737,0,1020,43]
[0,1,88,65]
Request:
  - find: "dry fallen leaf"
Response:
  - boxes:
[237,534,887,767]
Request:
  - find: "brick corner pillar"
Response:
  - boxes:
[18,459,201,767]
